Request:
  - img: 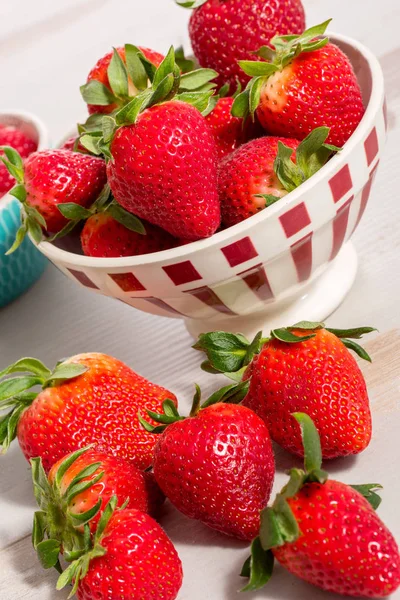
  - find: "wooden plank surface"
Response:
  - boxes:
[1,0,400,598]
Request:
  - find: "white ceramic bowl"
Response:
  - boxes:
[35,34,386,338]
[0,111,49,308]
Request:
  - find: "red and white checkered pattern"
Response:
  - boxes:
[38,35,386,324]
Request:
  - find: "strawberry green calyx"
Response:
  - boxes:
[0,358,88,452]
[174,46,197,73]
[175,0,209,8]
[232,20,332,121]
[79,46,218,157]
[240,413,383,592]
[193,322,376,380]
[256,127,342,208]
[0,146,47,253]
[193,330,266,381]
[56,496,118,598]
[139,380,250,434]
[31,447,104,572]
[50,184,145,242]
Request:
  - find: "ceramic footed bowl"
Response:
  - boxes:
[35,34,385,338]
[0,111,48,309]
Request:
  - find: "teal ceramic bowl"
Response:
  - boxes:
[0,111,49,308]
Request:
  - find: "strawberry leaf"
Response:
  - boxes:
[231,89,250,119]
[175,0,208,7]
[0,376,43,402]
[79,134,102,156]
[351,484,383,510]
[175,46,196,73]
[179,68,218,91]
[45,363,89,388]
[193,332,251,373]
[175,91,214,113]
[341,339,372,362]
[107,202,146,234]
[291,321,325,330]
[26,217,43,244]
[107,48,129,98]
[200,379,250,409]
[36,539,62,570]
[240,538,274,592]
[9,183,27,203]
[32,511,47,549]
[80,80,117,106]
[125,44,149,91]
[5,222,27,254]
[57,203,92,221]
[153,46,175,88]
[238,61,277,77]
[270,328,315,343]
[115,90,152,126]
[293,412,324,474]
[249,76,264,118]
[255,194,282,208]
[0,357,51,380]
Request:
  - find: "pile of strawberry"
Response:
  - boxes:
[1,322,399,599]
[0,0,366,258]
[0,125,37,199]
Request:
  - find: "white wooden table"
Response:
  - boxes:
[0,1,399,598]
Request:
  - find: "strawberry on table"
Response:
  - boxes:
[57,499,183,600]
[176,0,306,92]
[194,322,374,459]
[240,413,400,598]
[218,127,340,227]
[234,20,365,147]
[83,46,221,240]
[0,353,178,472]
[81,212,178,258]
[81,45,165,115]
[0,147,107,251]
[31,447,164,571]
[0,125,37,198]
[141,384,275,541]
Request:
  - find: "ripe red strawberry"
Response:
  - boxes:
[61,136,89,154]
[144,388,275,541]
[235,21,365,147]
[218,127,339,227]
[54,498,182,599]
[0,147,107,251]
[31,447,165,571]
[0,125,37,198]
[84,45,164,114]
[82,46,220,240]
[48,448,164,525]
[194,322,374,459]
[107,100,220,239]
[0,353,177,472]
[241,413,400,598]
[205,96,245,160]
[219,136,299,226]
[178,0,306,91]
[81,212,177,258]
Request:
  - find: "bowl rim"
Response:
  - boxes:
[0,109,49,212]
[37,32,385,269]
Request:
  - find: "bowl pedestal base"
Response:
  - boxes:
[185,242,358,340]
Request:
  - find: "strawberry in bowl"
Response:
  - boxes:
[5,20,385,339]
